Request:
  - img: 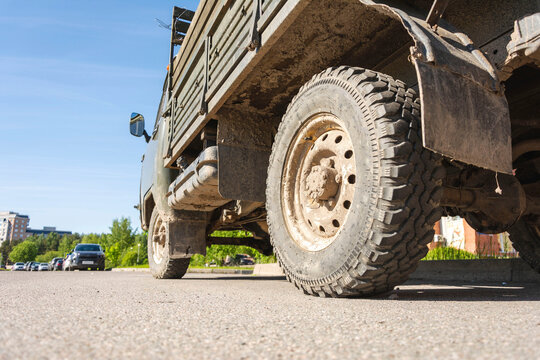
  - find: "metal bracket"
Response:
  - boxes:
[199,37,210,116]
[426,0,450,27]
[247,0,262,51]
[166,98,176,158]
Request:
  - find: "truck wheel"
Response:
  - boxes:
[508,219,540,272]
[266,66,444,297]
[148,208,190,279]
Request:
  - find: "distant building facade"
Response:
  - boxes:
[430,216,515,256]
[0,211,30,244]
[26,226,72,237]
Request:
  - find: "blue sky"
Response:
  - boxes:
[0,0,199,234]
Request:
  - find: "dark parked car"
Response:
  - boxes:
[224,254,255,266]
[52,258,63,271]
[49,257,63,270]
[235,254,255,265]
[31,262,40,271]
[65,244,105,271]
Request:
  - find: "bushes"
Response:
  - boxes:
[35,251,63,263]
[423,247,478,261]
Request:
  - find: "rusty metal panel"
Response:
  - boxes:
[168,211,207,258]
[217,145,271,201]
[416,61,512,174]
[217,109,277,201]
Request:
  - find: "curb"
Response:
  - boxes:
[410,258,539,282]
[111,268,150,272]
[253,259,540,283]
[111,267,253,275]
[187,268,253,275]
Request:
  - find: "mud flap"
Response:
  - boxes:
[416,61,512,174]
[168,211,207,258]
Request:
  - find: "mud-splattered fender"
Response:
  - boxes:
[361,0,512,174]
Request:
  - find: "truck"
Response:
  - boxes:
[130,0,540,297]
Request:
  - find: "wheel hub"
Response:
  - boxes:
[304,158,340,201]
[282,114,356,251]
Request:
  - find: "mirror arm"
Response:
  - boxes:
[143,130,150,143]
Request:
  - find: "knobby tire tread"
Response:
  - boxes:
[267,66,444,297]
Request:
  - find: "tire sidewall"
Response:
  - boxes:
[267,80,379,281]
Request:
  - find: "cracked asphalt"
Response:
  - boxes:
[1,271,539,360]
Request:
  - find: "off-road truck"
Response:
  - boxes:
[130,0,540,297]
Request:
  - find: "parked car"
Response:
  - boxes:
[224,254,255,266]
[11,262,25,271]
[65,244,105,271]
[31,262,40,271]
[49,257,63,270]
[38,263,49,271]
[235,254,255,265]
[52,259,63,271]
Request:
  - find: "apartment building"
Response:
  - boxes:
[0,211,30,244]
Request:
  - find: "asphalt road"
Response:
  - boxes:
[1,271,539,360]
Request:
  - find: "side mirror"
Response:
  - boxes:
[130,113,150,142]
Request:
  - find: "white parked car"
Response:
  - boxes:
[38,263,49,271]
[12,262,25,271]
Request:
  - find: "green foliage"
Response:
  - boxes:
[423,246,478,261]
[35,250,63,263]
[120,248,139,267]
[58,233,82,255]
[106,243,122,268]
[109,218,135,250]
[9,241,38,262]
[0,239,21,264]
[211,230,252,237]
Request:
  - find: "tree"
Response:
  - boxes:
[109,218,135,251]
[45,233,60,252]
[0,239,20,264]
[9,241,38,263]
[58,234,82,255]
[105,243,122,267]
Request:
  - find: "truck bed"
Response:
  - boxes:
[166,0,300,167]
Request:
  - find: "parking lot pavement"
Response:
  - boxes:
[1,271,539,360]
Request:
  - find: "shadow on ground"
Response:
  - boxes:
[182,275,540,301]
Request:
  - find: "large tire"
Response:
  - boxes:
[266,66,444,297]
[508,219,540,272]
[148,208,190,279]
